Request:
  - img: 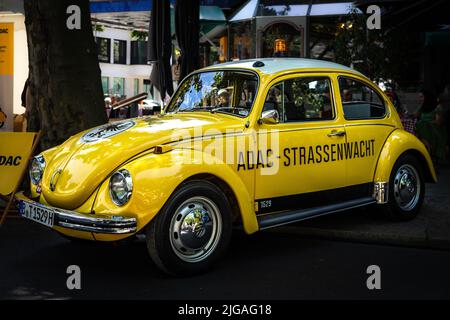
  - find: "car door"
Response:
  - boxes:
[254,74,347,215]
[336,76,396,188]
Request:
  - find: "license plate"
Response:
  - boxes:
[18,200,55,228]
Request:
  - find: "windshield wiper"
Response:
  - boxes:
[176,107,212,113]
[211,106,249,116]
[210,106,233,113]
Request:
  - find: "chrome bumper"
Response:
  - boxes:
[15,193,137,234]
[56,210,137,234]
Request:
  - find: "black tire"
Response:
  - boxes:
[383,154,425,221]
[146,180,232,276]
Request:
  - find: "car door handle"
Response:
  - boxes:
[327,130,346,137]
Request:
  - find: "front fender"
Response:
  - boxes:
[374,129,437,183]
[92,148,258,240]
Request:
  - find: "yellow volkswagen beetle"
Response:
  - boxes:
[16,58,437,275]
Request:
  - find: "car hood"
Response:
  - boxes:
[41,113,244,209]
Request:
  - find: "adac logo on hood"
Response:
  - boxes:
[81,120,135,143]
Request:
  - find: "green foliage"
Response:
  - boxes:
[334,9,418,83]
[92,23,104,33]
[131,30,148,41]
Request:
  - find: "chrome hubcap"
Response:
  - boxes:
[393,164,420,211]
[169,196,222,263]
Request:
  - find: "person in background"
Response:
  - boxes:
[104,97,112,119]
[342,89,352,102]
[386,88,416,135]
[414,89,448,166]
[217,89,230,108]
[385,85,402,114]
[172,55,181,85]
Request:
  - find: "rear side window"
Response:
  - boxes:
[338,77,386,120]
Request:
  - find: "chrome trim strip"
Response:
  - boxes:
[57,221,136,234]
[373,182,389,204]
[55,209,137,234]
[258,197,376,230]
[344,123,396,128]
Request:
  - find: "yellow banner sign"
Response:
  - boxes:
[0,132,36,195]
[0,22,14,75]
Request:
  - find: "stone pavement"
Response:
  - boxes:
[269,168,450,250]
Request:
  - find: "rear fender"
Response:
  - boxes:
[374,129,437,183]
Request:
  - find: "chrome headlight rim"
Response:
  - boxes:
[109,169,133,207]
[29,155,46,185]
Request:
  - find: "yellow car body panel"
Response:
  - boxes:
[17,58,436,242]
[374,129,437,183]
[91,149,258,241]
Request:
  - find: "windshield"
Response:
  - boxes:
[166,70,259,117]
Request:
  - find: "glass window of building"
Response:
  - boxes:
[262,22,303,58]
[134,79,139,96]
[113,77,125,97]
[114,40,127,64]
[96,37,111,63]
[131,41,148,65]
[101,77,109,94]
[230,21,255,60]
[143,80,153,99]
[228,1,360,62]
[257,1,309,17]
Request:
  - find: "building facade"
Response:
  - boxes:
[93,26,152,99]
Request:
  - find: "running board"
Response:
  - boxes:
[258,197,376,230]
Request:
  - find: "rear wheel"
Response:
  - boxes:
[383,154,425,221]
[146,180,232,276]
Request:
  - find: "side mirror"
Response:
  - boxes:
[260,109,280,125]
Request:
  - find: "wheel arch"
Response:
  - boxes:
[401,149,435,183]
[182,173,242,225]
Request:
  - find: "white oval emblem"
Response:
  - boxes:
[81,121,135,143]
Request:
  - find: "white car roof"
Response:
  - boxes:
[204,58,362,76]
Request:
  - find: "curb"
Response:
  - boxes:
[267,225,450,251]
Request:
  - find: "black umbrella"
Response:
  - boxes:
[149,0,173,99]
[175,0,200,82]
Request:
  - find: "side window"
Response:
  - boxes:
[338,77,386,120]
[264,77,334,123]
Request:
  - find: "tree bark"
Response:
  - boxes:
[24,0,107,149]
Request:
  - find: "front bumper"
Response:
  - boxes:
[15,192,137,234]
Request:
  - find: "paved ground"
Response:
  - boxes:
[1,219,450,300]
[268,168,450,249]
[1,168,449,301]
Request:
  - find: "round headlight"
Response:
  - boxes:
[109,169,133,206]
[30,156,46,185]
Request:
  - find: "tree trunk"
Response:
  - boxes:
[24,0,107,149]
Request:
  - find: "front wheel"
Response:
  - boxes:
[383,154,425,221]
[146,180,232,276]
